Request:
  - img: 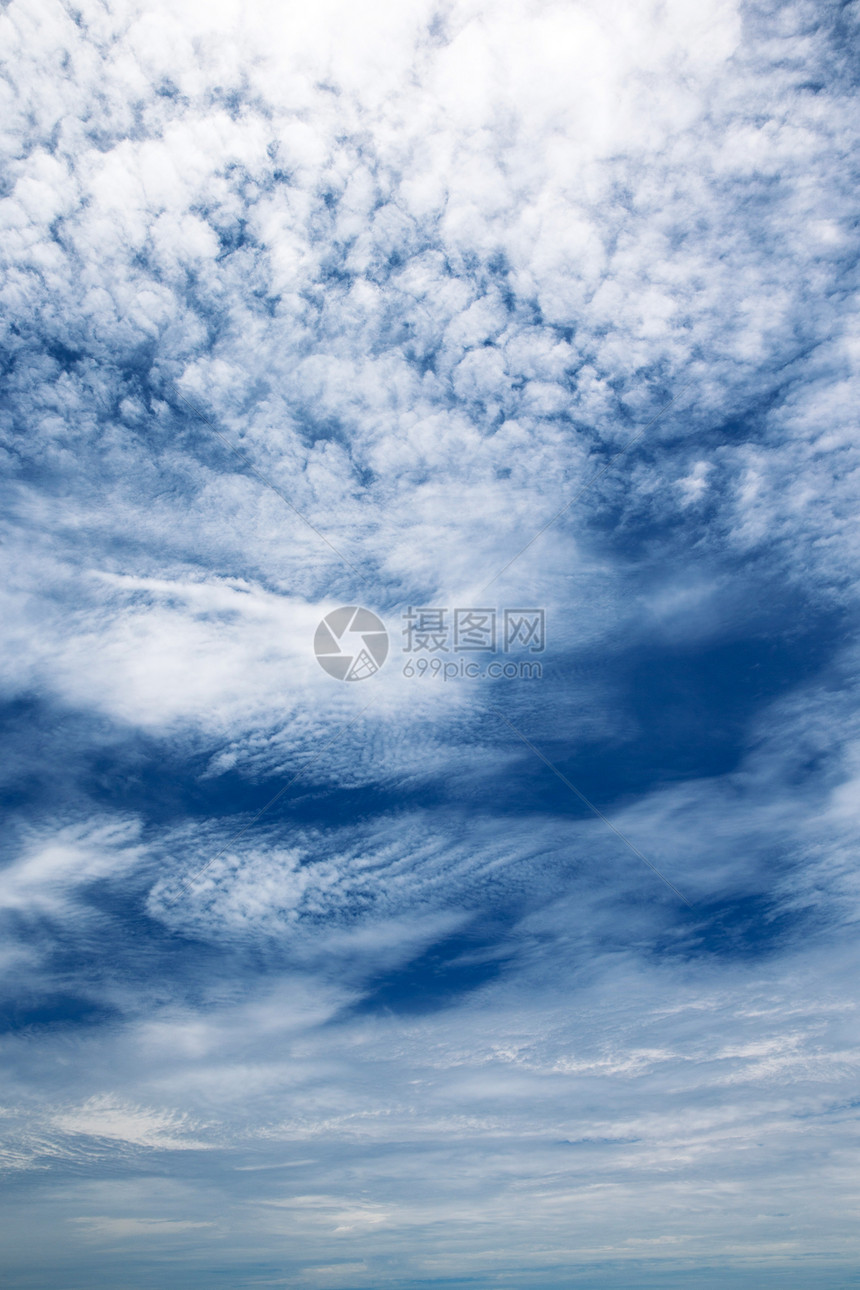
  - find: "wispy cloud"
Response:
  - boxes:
[1,0,859,1284]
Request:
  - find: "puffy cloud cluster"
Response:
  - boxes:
[1,0,860,1284]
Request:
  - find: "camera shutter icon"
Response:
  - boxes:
[314,606,389,681]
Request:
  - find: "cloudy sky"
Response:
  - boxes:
[1,0,859,1285]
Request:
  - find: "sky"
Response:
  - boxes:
[1,0,859,1286]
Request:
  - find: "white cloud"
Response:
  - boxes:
[2,0,860,1283]
[0,817,144,915]
[53,1096,211,1151]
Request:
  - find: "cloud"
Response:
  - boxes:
[1,0,860,1285]
[52,1096,212,1151]
[0,816,145,915]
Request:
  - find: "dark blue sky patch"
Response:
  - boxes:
[650,888,811,966]
[615,608,844,785]
[346,927,514,1017]
[0,993,118,1036]
[479,604,840,818]
[0,700,201,829]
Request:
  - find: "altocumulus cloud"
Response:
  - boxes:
[1,0,860,1286]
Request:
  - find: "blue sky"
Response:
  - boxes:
[1,0,860,1286]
